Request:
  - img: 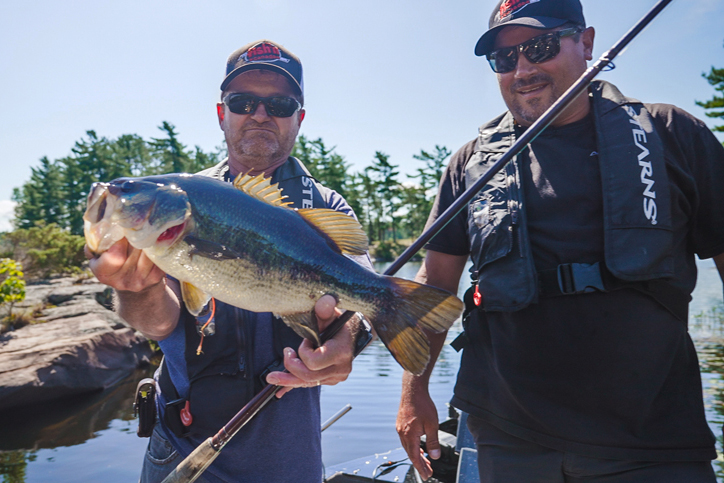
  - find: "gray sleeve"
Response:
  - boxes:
[324,188,375,271]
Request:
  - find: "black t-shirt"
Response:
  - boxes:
[427,103,724,461]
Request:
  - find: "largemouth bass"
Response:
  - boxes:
[84,172,463,375]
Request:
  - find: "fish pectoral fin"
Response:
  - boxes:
[296,208,368,256]
[278,312,322,347]
[181,282,211,316]
[184,235,241,260]
[232,172,292,208]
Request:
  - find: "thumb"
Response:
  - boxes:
[426,428,441,460]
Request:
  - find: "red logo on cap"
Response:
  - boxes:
[500,0,540,19]
[243,42,289,64]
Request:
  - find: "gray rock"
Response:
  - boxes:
[0,277,154,411]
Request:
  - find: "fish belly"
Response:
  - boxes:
[145,240,381,317]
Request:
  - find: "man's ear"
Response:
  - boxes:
[298,108,305,124]
[582,27,595,61]
[217,103,225,126]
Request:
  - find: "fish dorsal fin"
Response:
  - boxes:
[181,282,211,316]
[232,172,293,208]
[297,208,368,256]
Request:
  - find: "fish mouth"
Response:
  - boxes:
[84,184,124,254]
[83,183,166,253]
[156,220,188,246]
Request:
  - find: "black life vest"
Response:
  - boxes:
[464,80,681,314]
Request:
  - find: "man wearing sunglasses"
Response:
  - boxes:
[397,0,724,481]
[88,40,372,483]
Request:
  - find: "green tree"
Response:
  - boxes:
[64,130,130,234]
[149,121,191,173]
[366,151,401,242]
[696,62,724,134]
[399,184,429,239]
[411,145,451,192]
[404,145,452,237]
[292,135,364,219]
[696,39,724,136]
[113,134,153,176]
[12,156,65,230]
[292,134,316,174]
[188,145,219,173]
[355,170,379,242]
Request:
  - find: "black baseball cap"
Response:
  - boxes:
[475,0,586,56]
[220,40,304,96]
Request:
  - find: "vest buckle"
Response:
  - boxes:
[557,262,606,295]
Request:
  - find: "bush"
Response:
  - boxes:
[0,258,25,329]
[2,223,86,279]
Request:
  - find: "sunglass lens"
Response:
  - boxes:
[489,46,518,74]
[523,33,560,64]
[226,95,257,115]
[265,97,299,117]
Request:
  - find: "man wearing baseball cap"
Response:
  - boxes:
[88,40,372,482]
[397,1,724,481]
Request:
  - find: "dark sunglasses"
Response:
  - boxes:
[223,93,301,118]
[487,27,582,74]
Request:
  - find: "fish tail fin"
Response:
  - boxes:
[369,277,463,376]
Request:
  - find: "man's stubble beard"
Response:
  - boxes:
[508,73,560,125]
[228,125,297,171]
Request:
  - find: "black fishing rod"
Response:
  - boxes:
[385,0,674,276]
[161,1,674,480]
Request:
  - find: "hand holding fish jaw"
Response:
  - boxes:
[267,295,355,397]
[85,237,181,341]
[85,238,166,292]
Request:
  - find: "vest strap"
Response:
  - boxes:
[157,357,191,438]
[538,262,689,322]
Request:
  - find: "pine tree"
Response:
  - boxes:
[12,157,66,230]
[405,145,451,237]
[366,152,400,242]
[696,64,724,135]
[113,134,153,176]
[149,121,191,173]
[188,145,219,173]
[63,130,127,234]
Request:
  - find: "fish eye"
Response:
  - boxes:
[120,181,136,193]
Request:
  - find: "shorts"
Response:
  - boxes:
[467,415,716,483]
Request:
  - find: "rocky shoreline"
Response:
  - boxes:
[0,277,154,411]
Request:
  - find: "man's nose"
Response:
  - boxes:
[250,101,271,121]
[513,51,538,79]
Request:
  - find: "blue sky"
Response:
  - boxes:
[1,0,722,232]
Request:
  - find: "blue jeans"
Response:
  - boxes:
[467,415,716,483]
[139,425,210,483]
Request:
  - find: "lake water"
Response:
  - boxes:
[1,259,723,482]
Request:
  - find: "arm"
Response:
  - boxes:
[86,238,181,340]
[397,250,468,481]
[715,253,724,297]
